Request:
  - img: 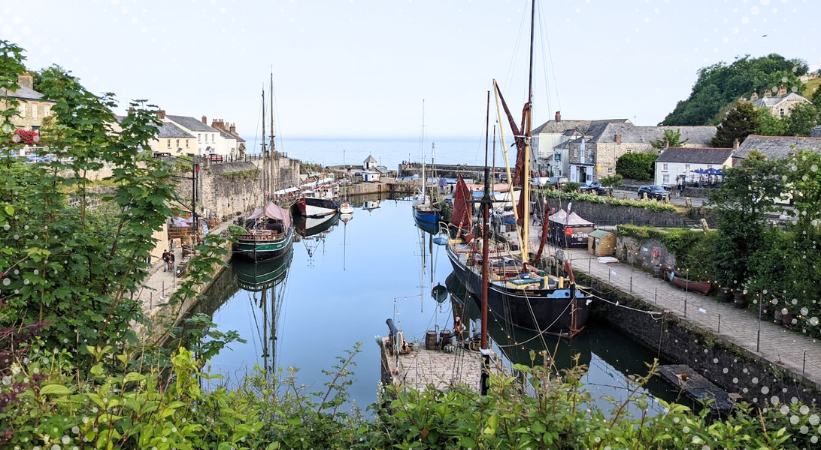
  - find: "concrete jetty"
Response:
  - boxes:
[379,337,486,393]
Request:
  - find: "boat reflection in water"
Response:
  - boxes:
[230,249,294,374]
[443,272,678,415]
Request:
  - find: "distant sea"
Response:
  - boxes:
[242,136,490,169]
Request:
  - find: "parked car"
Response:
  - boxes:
[547,176,568,187]
[637,185,670,201]
[579,181,611,196]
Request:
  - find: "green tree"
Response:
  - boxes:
[709,153,781,290]
[755,107,788,136]
[599,173,623,187]
[711,102,760,147]
[812,88,821,110]
[615,152,656,180]
[650,129,687,149]
[662,54,807,125]
[785,102,819,136]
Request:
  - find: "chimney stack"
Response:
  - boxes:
[17,72,33,90]
[157,109,166,120]
[229,123,236,133]
[555,111,561,122]
[201,115,207,124]
[615,133,622,145]
[777,85,787,97]
[733,138,740,150]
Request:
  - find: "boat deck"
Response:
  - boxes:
[380,337,488,393]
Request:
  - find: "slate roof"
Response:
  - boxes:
[753,92,809,108]
[532,118,630,135]
[0,85,52,101]
[157,121,194,139]
[656,147,733,164]
[735,135,821,160]
[591,124,717,145]
[166,115,218,132]
[364,155,378,164]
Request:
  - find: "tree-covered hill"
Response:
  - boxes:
[661,54,808,126]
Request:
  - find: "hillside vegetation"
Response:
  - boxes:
[661,54,808,126]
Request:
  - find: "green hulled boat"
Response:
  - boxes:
[233,202,294,260]
[233,248,293,292]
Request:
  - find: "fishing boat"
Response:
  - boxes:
[233,202,294,260]
[292,192,339,218]
[293,212,340,238]
[446,1,591,336]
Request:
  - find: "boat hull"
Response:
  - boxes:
[293,197,339,218]
[413,207,440,225]
[232,227,295,261]
[446,245,590,333]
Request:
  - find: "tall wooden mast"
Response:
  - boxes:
[480,89,492,396]
[522,0,536,264]
[269,73,276,153]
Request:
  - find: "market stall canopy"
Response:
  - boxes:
[548,209,594,226]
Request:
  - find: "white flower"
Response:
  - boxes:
[71,426,79,435]
[61,435,70,444]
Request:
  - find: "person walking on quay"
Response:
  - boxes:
[161,250,170,272]
[168,251,176,274]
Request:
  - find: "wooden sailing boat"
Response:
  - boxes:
[445,0,591,337]
[233,79,295,261]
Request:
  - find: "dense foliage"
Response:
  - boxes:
[711,101,820,147]
[650,129,686,149]
[616,224,719,281]
[662,54,807,125]
[615,152,657,181]
[543,189,678,212]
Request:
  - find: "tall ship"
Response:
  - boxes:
[445,0,591,336]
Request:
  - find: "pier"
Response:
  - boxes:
[379,337,486,392]
[398,162,501,180]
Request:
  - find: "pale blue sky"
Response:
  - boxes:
[2,0,820,140]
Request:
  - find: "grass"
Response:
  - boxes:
[802,77,821,98]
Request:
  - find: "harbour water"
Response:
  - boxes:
[199,194,680,413]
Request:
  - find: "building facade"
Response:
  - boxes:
[166,114,223,156]
[564,123,716,183]
[751,87,811,118]
[654,147,733,187]
[531,113,630,177]
[210,119,245,159]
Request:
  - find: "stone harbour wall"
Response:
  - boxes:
[584,275,821,408]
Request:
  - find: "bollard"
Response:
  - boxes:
[684,297,688,317]
[717,313,721,334]
[162,280,165,296]
[150,291,153,309]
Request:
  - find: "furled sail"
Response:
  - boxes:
[450,176,473,232]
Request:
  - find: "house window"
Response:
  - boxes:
[167,139,171,148]
[663,163,668,170]
[198,134,202,143]
[32,105,38,119]
[779,108,785,118]
[554,154,561,161]
[608,168,613,173]
[663,174,670,184]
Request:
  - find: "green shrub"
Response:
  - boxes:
[562,181,580,192]
[599,173,623,187]
[616,152,657,181]
[544,189,678,213]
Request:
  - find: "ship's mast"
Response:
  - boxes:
[521,0,536,264]
[270,73,276,153]
[480,89,491,395]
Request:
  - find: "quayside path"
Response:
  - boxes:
[554,246,821,387]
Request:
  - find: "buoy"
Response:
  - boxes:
[431,283,448,303]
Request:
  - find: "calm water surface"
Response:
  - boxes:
[200,196,680,413]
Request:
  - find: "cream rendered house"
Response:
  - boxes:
[166,114,223,156]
